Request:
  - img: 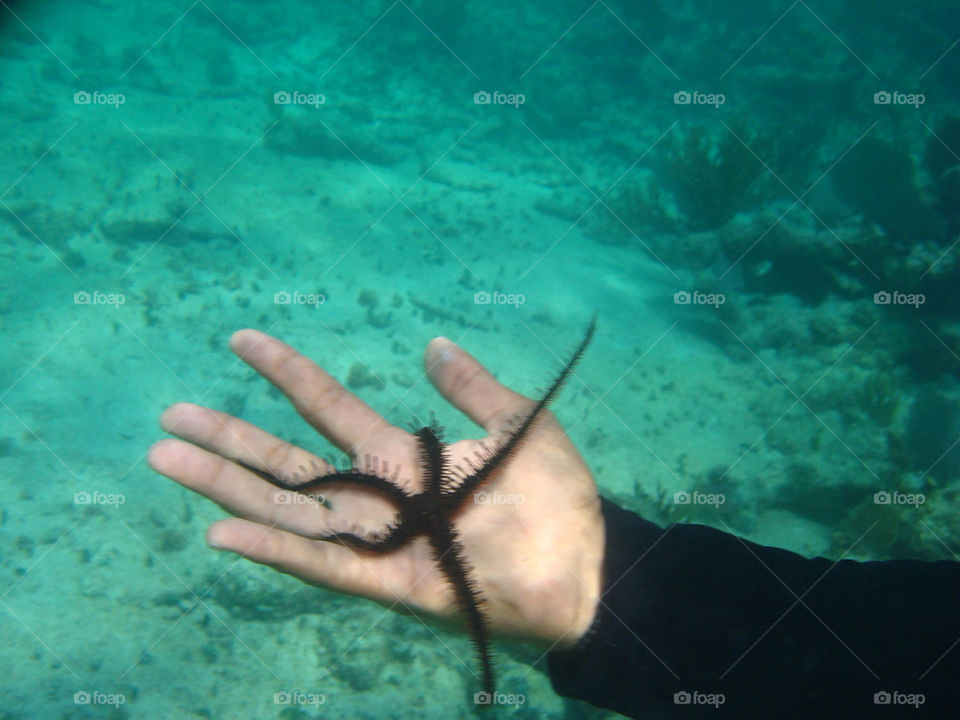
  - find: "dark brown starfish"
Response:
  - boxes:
[247,317,596,697]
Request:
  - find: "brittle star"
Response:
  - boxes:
[243,317,595,697]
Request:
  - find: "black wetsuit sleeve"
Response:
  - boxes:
[547,497,960,718]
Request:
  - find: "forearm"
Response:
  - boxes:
[548,497,960,718]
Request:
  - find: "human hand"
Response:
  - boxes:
[148,329,604,649]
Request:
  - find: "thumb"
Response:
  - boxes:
[424,337,531,433]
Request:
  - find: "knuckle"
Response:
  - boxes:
[209,454,237,490]
[262,439,296,471]
[444,362,486,398]
[302,382,347,420]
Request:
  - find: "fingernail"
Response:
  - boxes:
[207,530,227,551]
[434,337,455,363]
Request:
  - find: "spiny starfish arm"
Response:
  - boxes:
[444,314,596,503]
[414,425,448,495]
[314,520,415,551]
[241,459,412,506]
[295,470,411,504]
[429,518,495,696]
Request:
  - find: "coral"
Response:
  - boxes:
[658,122,774,232]
[830,496,930,559]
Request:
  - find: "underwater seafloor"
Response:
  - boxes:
[1,0,959,718]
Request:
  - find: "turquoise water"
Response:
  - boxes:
[1,0,959,717]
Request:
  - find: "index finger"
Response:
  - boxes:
[229,329,393,454]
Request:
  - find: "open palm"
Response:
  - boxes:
[148,329,604,648]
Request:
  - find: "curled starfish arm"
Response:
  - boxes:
[315,521,415,551]
[290,469,411,505]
